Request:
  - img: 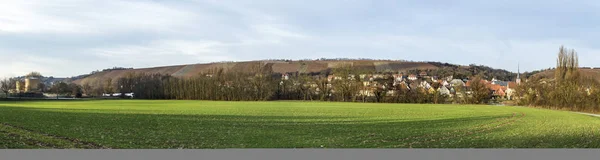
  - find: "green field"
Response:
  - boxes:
[1,100,599,148]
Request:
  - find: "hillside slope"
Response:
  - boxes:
[73,60,439,85]
[531,68,600,82]
[71,59,521,86]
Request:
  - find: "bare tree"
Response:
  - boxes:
[81,83,92,97]
[104,78,114,95]
[468,76,492,104]
[0,78,13,98]
[50,82,69,99]
[25,72,43,79]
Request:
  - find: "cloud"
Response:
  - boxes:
[0,1,88,34]
[0,49,82,78]
[89,40,234,67]
[3,0,600,78]
[252,24,310,39]
[0,0,198,34]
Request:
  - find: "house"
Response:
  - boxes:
[491,78,509,87]
[282,74,290,80]
[419,71,427,77]
[441,80,450,87]
[408,83,419,91]
[449,79,466,87]
[505,82,519,100]
[431,76,438,81]
[493,81,509,87]
[393,74,403,82]
[420,81,432,89]
[400,83,410,90]
[445,76,454,82]
[487,84,506,98]
[505,88,515,100]
[495,88,506,98]
[438,86,451,96]
[408,74,418,81]
[507,82,518,89]
[428,87,436,94]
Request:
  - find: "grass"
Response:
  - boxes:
[0,100,599,148]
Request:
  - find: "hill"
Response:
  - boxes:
[71,59,517,86]
[72,60,437,85]
[529,68,600,82]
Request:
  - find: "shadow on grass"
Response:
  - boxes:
[0,106,597,148]
[0,98,121,103]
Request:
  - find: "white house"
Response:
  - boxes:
[505,88,515,100]
[441,80,450,87]
[438,86,451,96]
[408,75,418,81]
[282,74,290,80]
[420,81,432,89]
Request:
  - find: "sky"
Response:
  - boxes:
[2,0,600,78]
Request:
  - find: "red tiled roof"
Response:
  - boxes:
[508,82,518,88]
[495,88,506,96]
[488,84,504,91]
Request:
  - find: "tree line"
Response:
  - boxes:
[69,62,495,105]
[426,62,517,81]
[1,63,496,105]
[516,46,600,113]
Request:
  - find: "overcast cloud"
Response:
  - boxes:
[2,0,600,77]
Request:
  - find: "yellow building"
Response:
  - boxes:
[15,78,42,93]
[428,87,436,94]
[15,81,24,92]
[25,78,41,92]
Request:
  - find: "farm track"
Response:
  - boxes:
[386,112,526,148]
[0,130,59,148]
[0,122,108,149]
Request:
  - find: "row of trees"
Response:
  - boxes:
[426,62,517,81]
[1,65,494,105]
[516,46,600,112]
[73,62,494,104]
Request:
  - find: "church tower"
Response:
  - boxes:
[516,63,521,84]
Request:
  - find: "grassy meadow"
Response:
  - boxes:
[0,100,599,148]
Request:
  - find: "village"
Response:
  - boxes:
[280,70,522,102]
[4,69,523,102]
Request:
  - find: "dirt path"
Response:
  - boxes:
[382,112,526,148]
[575,112,600,118]
[0,123,108,149]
